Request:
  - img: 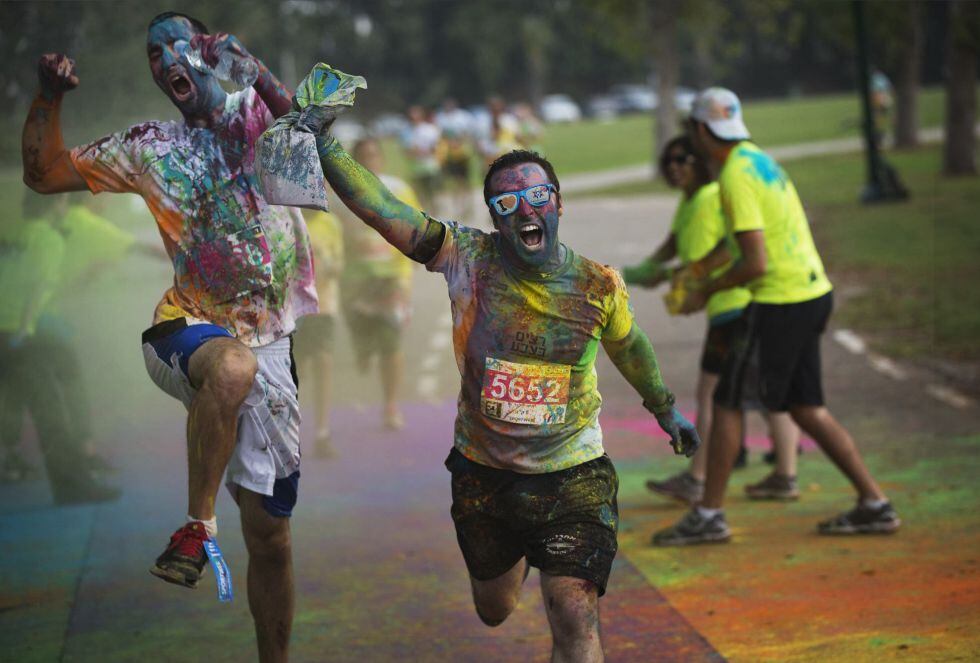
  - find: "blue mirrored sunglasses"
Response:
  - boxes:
[487,184,556,216]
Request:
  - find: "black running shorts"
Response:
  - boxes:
[446,448,619,595]
[700,314,743,375]
[714,291,833,412]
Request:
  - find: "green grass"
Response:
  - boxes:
[796,146,980,360]
[363,87,952,184]
[539,87,949,176]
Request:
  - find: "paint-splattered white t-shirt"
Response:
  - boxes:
[70,89,317,346]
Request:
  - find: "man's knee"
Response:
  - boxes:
[195,342,258,402]
[542,577,599,640]
[244,516,291,562]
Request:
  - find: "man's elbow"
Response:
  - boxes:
[746,257,766,280]
[23,172,53,193]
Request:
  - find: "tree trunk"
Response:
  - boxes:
[943,0,979,176]
[893,1,922,148]
[650,0,681,166]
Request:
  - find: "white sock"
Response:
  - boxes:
[188,514,217,538]
[696,506,721,519]
[861,497,888,510]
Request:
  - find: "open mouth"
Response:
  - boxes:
[167,69,194,102]
[519,222,544,249]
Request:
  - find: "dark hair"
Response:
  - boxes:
[659,135,712,187]
[687,118,741,148]
[483,149,560,204]
[148,11,209,35]
[352,136,382,158]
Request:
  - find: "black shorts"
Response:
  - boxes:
[700,313,743,374]
[714,291,833,412]
[446,448,619,596]
[293,314,336,358]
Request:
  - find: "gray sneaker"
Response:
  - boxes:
[645,471,704,505]
[652,509,732,546]
[745,472,800,500]
[818,501,901,535]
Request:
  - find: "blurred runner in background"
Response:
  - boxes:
[401,105,442,213]
[0,192,119,503]
[336,137,420,431]
[295,210,343,458]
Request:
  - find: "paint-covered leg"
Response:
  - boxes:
[540,574,603,663]
[470,557,529,627]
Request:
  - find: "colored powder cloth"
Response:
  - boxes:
[302,210,343,316]
[718,142,833,304]
[0,219,66,335]
[427,222,633,474]
[670,182,751,321]
[69,88,317,346]
[339,174,418,321]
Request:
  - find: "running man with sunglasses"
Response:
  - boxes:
[313,125,699,659]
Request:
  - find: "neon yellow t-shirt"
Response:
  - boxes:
[303,210,344,316]
[718,142,833,304]
[671,182,751,319]
[0,220,65,335]
[56,205,135,287]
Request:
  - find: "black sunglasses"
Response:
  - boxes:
[666,154,694,166]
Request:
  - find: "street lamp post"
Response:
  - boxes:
[853,0,909,203]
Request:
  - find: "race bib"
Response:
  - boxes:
[481,357,571,425]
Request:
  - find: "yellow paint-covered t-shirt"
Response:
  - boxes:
[718,142,833,304]
[303,210,344,316]
[427,221,633,473]
[671,182,751,319]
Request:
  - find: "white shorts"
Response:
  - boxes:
[141,319,301,507]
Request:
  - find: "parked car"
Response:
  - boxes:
[586,94,619,120]
[538,94,582,123]
[674,86,698,113]
[610,84,658,114]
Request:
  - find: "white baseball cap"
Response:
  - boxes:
[690,87,750,141]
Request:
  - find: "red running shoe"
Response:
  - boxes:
[150,522,209,589]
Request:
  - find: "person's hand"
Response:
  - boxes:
[295,102,337,135]
[622,261,669,288]
[37,53,79,100]
[190,32,253,69]
[654,407,701,457]
[679,286,708,314]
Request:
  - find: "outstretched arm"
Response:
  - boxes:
[603,322,700,456]
[316,136,443,261]
[22,54,88,193]
[623,234,677,287]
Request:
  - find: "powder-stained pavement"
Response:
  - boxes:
[2,194,978,661]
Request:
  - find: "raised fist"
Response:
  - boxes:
[37,53,79,98]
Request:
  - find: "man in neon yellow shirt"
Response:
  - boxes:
[654,88,899,545]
